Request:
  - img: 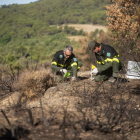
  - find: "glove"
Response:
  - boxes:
[91,68,98,74]
[64,72,70,78]
[60,69,67,73]
[71,76,76,81]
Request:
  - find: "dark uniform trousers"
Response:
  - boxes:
[94,59,122,82]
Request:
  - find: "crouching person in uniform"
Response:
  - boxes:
[88,41,123,84]
[51,46,82,82]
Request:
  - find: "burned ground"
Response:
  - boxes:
[0,67,140,140]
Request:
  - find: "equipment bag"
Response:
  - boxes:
[126,61,140,79]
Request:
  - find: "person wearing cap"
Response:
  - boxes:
[88,41,123,83]
[51,46,82,81]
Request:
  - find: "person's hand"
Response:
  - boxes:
[71,76,76,81]
[91,68,98,74]
[60,69,67,73]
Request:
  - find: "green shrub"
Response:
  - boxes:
[0,34,11,44]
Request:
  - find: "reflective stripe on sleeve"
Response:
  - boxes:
[51,61,57,65]
[114,55,119,57]
[71,62,77,67]
[113,58,119,63]
[105,58,113,63]
[97,55,119,64]
[97,61,104,64]
[58,63,64,67]
[51,61,64,67]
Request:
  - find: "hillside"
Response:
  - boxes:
[0,0,109,40]
[0,0,111,70]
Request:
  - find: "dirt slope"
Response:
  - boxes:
[0,70,140,140]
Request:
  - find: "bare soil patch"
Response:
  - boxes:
[62,24,108,34]
[61,24,108,41]
[67,36,88,41]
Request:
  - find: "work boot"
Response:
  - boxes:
[106,77,117,84]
